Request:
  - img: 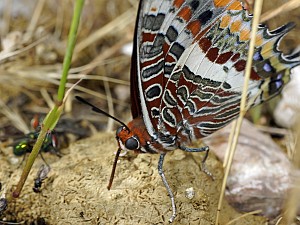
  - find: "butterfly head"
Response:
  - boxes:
[75,96,147,190]
[116,125,140,151]
[108,121,145,190]
[76,95,141,152]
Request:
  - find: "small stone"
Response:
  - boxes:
[185,187,195,200]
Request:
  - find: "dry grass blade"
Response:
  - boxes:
[104,79,114,131]
[280,178,300,225]
[2,0,12,35]
[71,39,131,74]
[40,88,55,109]
[0,98,29,134]
[71,84,128,107]
[26,0,46,35]
[67,73,129,85]
[74,7,136,56]
[275,217,283,225]
[0,36,47,62]
[226,210,263,225]
[279,117,300,224]
[254,125,290,136]
[63,78,82,103]
[261,0,300,23]
[223,120,236,168]
[5,67,128,106]
[215,0,264,224]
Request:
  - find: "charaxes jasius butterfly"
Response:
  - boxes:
[77,0,300,222]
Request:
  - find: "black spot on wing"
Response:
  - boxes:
[169,42,185,59]
[143,13,165,31]
[198,10,213,25]
[164,90,177,106]
[166,26,178,43]
[142,60,164,79]
[151,107,160,118]
[190,0,200,10]
[145,85,162,100]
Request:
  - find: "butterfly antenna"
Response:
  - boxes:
[75,96,130,131]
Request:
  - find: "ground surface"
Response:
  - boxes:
[1,132,267,225]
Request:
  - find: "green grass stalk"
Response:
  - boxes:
[12,0,85,198]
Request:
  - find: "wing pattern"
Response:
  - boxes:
[134,0,300,146]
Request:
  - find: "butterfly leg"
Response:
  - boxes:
[180,146,214,179]
[158,153,176,223]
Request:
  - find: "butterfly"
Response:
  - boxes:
[77,0,300,222]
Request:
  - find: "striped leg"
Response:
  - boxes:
[158,153,176,223]
[180,146,214,179]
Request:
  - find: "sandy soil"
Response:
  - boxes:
[0,132,267,225]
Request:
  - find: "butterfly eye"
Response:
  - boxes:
[125,137,139,150]
[116,126,124,136]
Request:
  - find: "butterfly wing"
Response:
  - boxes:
[133,0,238,136]
[133,0,300,141]
[130,0,144,119]
[160,6,300,139]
